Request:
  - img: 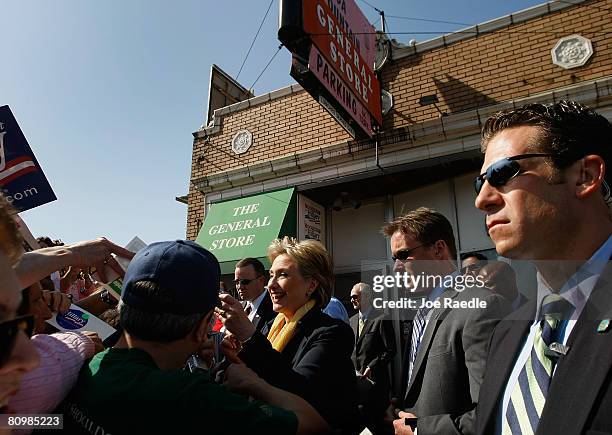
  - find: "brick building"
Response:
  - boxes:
[183,0,611,392]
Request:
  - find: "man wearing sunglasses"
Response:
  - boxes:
[474,101,612,435]
[234,257,274,332]
[384,208,509,435]
[460,252,488,276]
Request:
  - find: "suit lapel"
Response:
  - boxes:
[356,316,375,351]
[404,290,456,400]
[537,267,612,434]
[477,303,534,433]
[291,309,319,363]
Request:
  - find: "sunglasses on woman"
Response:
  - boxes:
[0,314,35,368]
[474,153,555,194]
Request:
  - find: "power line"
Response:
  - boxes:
[366,11,381,30]
[355,1,609,31]
[249,44,284,92]
[357,0,382,13]
[386,15,472,27]
[236,0,275,81]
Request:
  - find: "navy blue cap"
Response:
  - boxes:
[121,240,220,315]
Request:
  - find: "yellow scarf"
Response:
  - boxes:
[267,299,316,352]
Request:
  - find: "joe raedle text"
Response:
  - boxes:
[373,297,488,310]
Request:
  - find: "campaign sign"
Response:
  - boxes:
[48,304,117,340]
[0,105,56,211]
[56,309,90,329]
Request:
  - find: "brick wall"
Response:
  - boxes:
[186,0,611,240]
[383,0,611,128]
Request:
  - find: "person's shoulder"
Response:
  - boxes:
[310,310,354,339]
[371,309,391,321]
[453,284,496,299]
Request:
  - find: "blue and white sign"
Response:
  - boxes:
[0,105,56,211]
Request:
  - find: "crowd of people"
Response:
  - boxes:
[1,100,611,435]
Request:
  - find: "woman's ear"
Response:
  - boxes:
[306,277,318,297]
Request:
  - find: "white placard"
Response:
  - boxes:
[46,304,116,340]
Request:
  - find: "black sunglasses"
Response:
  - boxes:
[0,314,35,368]
[474,153,555,194]
[461,261,484,274]
[392,244,426,262]
[233,278,259,286]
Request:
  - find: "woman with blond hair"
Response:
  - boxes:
[219,237,359,433]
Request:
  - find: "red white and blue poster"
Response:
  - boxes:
[0,105,56,211]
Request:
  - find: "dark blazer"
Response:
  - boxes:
[238,308,360,433]
[401,286,510,435]
[349,309,396,389]
[476,267,612,435]
[243,291,275,331]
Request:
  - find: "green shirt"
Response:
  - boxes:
[62,348,298,434]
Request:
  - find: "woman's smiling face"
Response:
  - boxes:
[267,254,315,318]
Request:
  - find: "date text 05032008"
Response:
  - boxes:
[0,414,63,429]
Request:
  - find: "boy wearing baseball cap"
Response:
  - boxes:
[61,240,328,434]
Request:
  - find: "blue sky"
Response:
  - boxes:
[1,0,544,246]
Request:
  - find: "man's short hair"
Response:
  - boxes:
[235,257,266,278]
[482,100,612,183]
[119,280,204,342]
[460,252,488,262]
[381,207,457,258]
[354,282,373,298]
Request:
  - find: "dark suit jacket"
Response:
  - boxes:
[242,291,275,331]
[401,286,510,435]
[350,310,396,389]
[238,308,360,433]
[476,267,612,435]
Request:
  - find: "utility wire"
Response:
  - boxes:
[357,0,382,13]
[356,0,609,29]
[249,44,284,92]
[236,0,275,81]
[386,15,472,27]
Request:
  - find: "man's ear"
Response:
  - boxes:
[434,240,447,258]
[193,310,213,343]
[575,155,606,199]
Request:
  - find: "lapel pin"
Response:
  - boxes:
[597,319,610,333]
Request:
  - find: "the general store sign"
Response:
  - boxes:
[303,0,382,125]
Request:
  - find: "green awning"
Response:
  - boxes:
[196,188,297,274]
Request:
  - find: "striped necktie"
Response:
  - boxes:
[358,316,365,336]
[503,293,574,435]
[408,303,432,382]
